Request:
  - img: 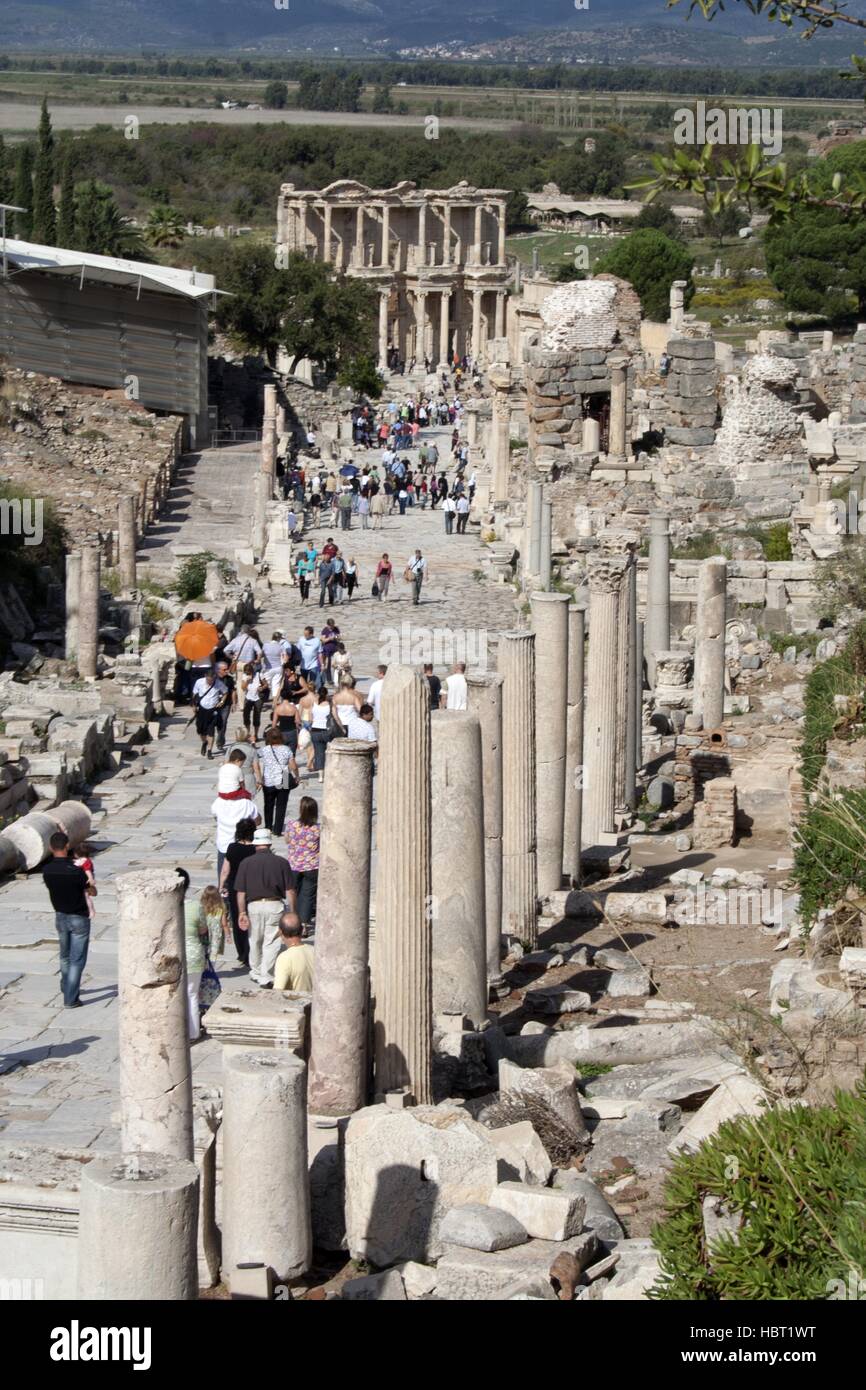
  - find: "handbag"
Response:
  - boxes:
[199,956,222,1013]
[371,581,379,597]
[403,566,414,582]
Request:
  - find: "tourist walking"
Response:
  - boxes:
[253,727,299,837]
[442,661,468,709]
[177,868,208,1041]
[442,494,457,534]
[296,547,317,604]
[42,830,93,1009]
[192,668,228,758]
[218,817,256,965]
[456,494,470,534]
[375,553,393,600]
[199,884,227,961]
[213,660,235,752]
[239,663,266,739]
[367,664,387,724]
[285,795,320,935]
[310,687,332,781]
[234,829,297,987]
[407,549,427,606]
[272,683,300,753]
[344,557,359,600]
[297,626,322,688]
[211,758,260,878]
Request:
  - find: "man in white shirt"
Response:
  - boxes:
[442,495,457,535]
[211,758,260,877]
[456,495,471,535]
[367,664,387,724]
[345,704,378,743]
[261,631,284,671]
[407,550,427,607]
[441,661,468,711]
[192,671,228,758]
[225,627,262,667]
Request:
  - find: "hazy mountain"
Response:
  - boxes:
[3,0,865,59]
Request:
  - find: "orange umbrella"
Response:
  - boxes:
[175,619,219,664]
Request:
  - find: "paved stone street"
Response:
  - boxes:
[0,429,520,1147]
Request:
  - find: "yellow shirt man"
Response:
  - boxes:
[274,943,315,992]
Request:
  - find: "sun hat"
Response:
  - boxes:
[253,828,273,846]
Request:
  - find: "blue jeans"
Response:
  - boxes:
[55,913,91,1006]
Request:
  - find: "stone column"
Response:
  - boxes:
[531,593,570,895]
[634,619,645,787]
[374,667,432,1105]
[646,512,671,684]
[490,375,511,505]
[378,290,390,372]
[495,291,506,340]
[694,556,727,730]
[323,201,332,260]
[117,495,137,592]
[670,279,686,332]
[473,204,483,261]
[583,416,600,453]
[608,356,629,462]
[117,869,194,1162]
[64,549,81,664]
[380,202,390,267]
[251,471,268,556]
[78,1154,199,1300]
[466,674,505,995]
[472,288,483,361]
[298,201,307,251]
[261,383,277,482]
[354,204,364,264]
[439,290,451,367]
[443,202,452,265]
[527,481,543,579]
[539,499,553,592]
[222,1052,311,1285]
[77,544,100,679]
[309,740,375,1117]
[617,557,637,812]
[430,712,487,1026]
[499,632,538,947]
[583,556,625,846]
[564,605,586,884]
[417,203,427,263]
[498,203,507,264]
[414,291,427,363]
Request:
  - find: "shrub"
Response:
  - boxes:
[650,1075,866,1300]
[174,551,232,601]
[762,522,793,562]
[798,620,866,790]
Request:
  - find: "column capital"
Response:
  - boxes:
[588,554,628,593]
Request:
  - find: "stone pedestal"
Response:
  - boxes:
[77,545,100,679]
[374,666,433,1106]
[583,417,600,453]
[203,990,309,1057]
[646,512,671,685]
[531,592,570,895]
[694,556,727,730]
[64,550,81,664]
[499,632,538,947]
[117,869,193,1162]
[430,711,487,1026]
[583,556,626,847]
[309,740,375,1116]
[564,605,586,885]
[466,674,504,994]
[77,1153,199,1300]
[118,495,137,592]
[222,1052,311,1285]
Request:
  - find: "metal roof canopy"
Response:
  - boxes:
[0,237,225,301]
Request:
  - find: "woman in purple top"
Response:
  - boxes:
[285,796,320,933]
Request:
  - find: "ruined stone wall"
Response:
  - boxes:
[663,337,718,446]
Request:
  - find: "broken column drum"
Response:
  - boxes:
[498,631,538,947]
[430,710,488,1026]
[531,592,570,896]
[583,555,626,846]
[693,556,728,730]
[466,673,504,993]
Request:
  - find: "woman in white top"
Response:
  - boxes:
[240,663,265,738]
[310,689,332,781]
[253,727,299,836]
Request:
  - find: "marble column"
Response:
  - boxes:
[117,869,194,1162]
[77,544,100,679]
[298,201,307,251]
[430,711,487,1026]
[374,666,432,1106]
[222,1052,311,1284]
[608,356,629,462]
[354,205,364,264]
[694,556,727,730]
[323,202,332,261]
[646,512,671,684]
[563,604,586,884]
[495,291,506,340]
[118,495,137,592]
[583,556,626,846]
[380,202,390,267]
[261,383,277,482]
[531,592,570,895]
[466,674,505,995]
[527,481,543,580]
[251,471,268,557]
[499,631,538,947]
[309,740,375,1117]
[414,291,427,363]
[472,288,483,360]
[64,549,81,664]
[443,202,452,265]
[378,290,390,372]
[634,619,645,790]
[473,204,483,261]
[439,290,451,367]
[583,416,600,453]
[78,1154,199,1300]
[539,499,553,592]
[491,380,511,505]
[670,279,686,332]
[417,203,427,263]
[616,556,637,813]
[498,203,507,264]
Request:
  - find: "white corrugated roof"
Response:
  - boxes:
[0,238,221,299]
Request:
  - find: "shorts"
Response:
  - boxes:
[195,706,218,737]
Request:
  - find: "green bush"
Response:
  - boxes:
[671,531,726,561]
[798,620,866,790]
[762,522,793,562]
[794,789,866,926]
[768,632,818,659]
[651,1075,866,1300]
[174,551,232,602]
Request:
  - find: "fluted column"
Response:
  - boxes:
[466,674,504,994]
[439,290,451,367]
[118,495,137,592]
[354,205,364,264]
[563,604,586,884]
[646,512,671,684]
[117,869,194,1162]
[65,549,81,664]
[616,557,637,812]
[583,556,625,846]
[309,741,375,1116]
[374,667,432,1105]
[472,288,483,360]
[430,712,487,1026]
[380,202,390,267]
[531,593,570,895]
[499,632,538,947]
[261,383,277,484]
[323,201,332,260]
[694,556,727,730]
[378,290,390,372]
[77,544,100,679]
[414,291,427,363]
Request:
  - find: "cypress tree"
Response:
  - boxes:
[31,97,56,244]
[56,152,76,247]
[12,143,34,240]
[0,135,12,206]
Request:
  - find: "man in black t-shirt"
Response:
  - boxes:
[423,663,442,710]
[41,830,92,1008]
[214,659,235,752]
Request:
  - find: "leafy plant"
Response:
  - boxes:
[798,619,866,790]
[793,788,866,927]
[174,551,231,601]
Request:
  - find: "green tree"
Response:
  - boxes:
[699,203,742,245]
[31,97,56,245]
[765,147,866,319]
[12,143,34,239]
[56,153,76,246]
[0,134,12,206]
[212,241,294,365]
[145,204,186,248]
[634,202,681,239]
[338,352,384,399]
[596,229,695,321]
[74,181,145,258]
[263,80,288,110]
[550,132,627,198]
[371,84,393,114]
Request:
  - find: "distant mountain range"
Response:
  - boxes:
[4,0,866,64]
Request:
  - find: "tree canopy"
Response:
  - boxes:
[765,145,866,319]
[596,229,695,322]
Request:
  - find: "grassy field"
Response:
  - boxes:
[506,230,612,276]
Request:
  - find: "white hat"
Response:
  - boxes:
[253,828,272,846]
[218,765,243,793]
